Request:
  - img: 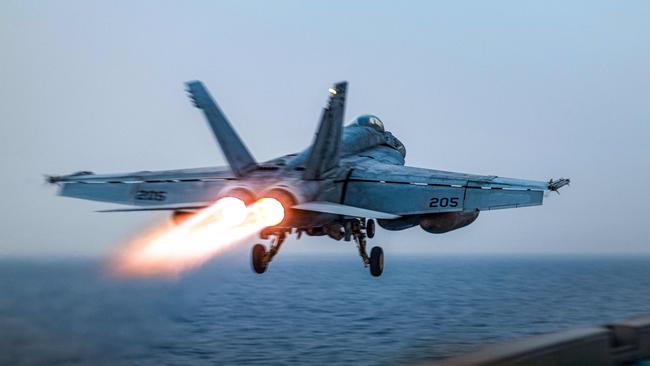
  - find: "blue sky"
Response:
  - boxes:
[0,1,648,256]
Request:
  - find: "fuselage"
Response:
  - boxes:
[248,120,407,229]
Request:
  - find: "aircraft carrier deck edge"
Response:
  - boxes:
[422,314,650,366]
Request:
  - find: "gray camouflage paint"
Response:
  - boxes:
[49,81,568,233]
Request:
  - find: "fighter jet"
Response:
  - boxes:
[48,81,569,277]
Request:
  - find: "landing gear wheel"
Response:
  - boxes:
[251,243,268,274]
[366,219,375,239]
[369,246,384,277]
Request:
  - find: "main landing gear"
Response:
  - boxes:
[251,231,286,274]
[250,218,383,277]
[347,218,383,277]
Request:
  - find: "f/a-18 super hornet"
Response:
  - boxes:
[48,81,569,277]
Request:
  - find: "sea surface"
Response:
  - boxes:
[2,254,650,365]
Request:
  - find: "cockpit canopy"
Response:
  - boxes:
[352,114,385,132]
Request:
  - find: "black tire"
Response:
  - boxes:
[251,244,268,274]
[369,246,384,277]
[366,219,375,239]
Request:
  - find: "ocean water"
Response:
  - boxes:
[2,254,650,365]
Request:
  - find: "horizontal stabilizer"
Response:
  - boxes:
[293,201,400,219]
[303,82,347,180]
[186,81,257,177]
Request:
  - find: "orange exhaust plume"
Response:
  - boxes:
[110,197,285,278]
[249,197,285,227]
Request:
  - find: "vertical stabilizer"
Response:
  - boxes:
[186,81,257,177]
[303,82,347,180]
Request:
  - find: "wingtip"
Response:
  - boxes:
[548,178,571,192]
[45,174,58,184]
[45,171,93,184]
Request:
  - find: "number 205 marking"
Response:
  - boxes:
[135,190,167,201]
[429,197,459,208]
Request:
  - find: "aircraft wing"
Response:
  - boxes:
[48,167,236,206]
[293,201,400,219]
[341,164,568,215]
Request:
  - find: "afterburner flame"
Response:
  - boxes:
[182,196,248,229]
[250,197,285,227]
[110,197,285,278]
